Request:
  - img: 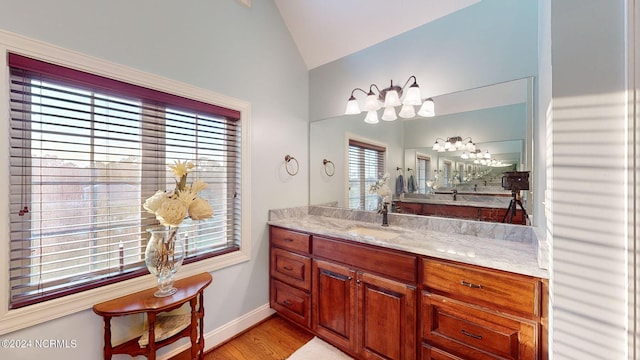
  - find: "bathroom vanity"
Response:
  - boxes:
[394,192,527,225]
[268,207,548,360]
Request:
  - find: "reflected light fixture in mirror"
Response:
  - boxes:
[432,136,476,153]
[344,75,435,124]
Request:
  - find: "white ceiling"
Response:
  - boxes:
[273,0,480,69]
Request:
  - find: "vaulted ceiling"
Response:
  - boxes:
[273,0,480,69]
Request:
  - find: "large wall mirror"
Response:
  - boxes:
[309,77,534,223]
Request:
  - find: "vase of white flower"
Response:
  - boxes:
[142,160,214,297]
[144,226,185,297]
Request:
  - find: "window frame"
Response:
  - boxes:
[416,153,431,194]
[0,31,252,335]
[345,135,387,211]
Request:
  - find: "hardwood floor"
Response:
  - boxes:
[171,314,314,360]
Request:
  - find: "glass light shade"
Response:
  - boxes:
[444,141,451,150]
[432,142,440,151]
[417,98,435,117]
[398,104,415,118]
[466,141,476,152]
[402,84,422,106]
[345,98,361,115]
[455,139,463,149]
[484,151,491,159]
[383,90,401,108]
[364,110,379,124]
[381,106,397,121]
[364,93,381,111]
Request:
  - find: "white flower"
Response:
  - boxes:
[156,199,188,227]
[189,198,214,220]
[143,190,168,214]
[168,160,194,179]
[190,179,208,193]
[143,161,214,227]
[176,189,198,208]
[377,184,392,198]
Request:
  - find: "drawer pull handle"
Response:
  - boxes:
[283,266,293,271]
[461,329,483,340]
[460,280,483,289]
[283,300,292,307]
[283,238,293,242]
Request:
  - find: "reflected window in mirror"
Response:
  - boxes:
[443,160,452,187]
[417,154,432,194]
[348,139,386,211]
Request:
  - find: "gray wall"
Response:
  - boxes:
[309,0,539,122]
[550,1,628,358]
[0,1,309,358]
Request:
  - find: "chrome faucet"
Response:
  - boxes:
[378,202,389,227]
[452,189,458,201]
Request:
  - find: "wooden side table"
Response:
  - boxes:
[93,272,212,360]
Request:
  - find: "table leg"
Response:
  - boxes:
[190,297,198,359]
[198,291,205,359]
[148,312,156,360]
[103,316,112,360]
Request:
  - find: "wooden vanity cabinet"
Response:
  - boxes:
[269,225,547,359]
[394,201,526,225]
[269,227,312,328]
[420,258,543,360]
[313,236,417,360]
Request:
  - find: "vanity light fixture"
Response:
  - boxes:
[344,75,435,124]
[432,136,476,153]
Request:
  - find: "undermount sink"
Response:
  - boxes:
[346,226,400,241]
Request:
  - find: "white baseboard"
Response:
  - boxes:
[159,303,275,359]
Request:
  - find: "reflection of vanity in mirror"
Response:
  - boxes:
[310,77,534,225]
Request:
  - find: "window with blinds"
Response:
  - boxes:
[348,139,386,211]
[417,155,431,194]
[8,53,242,308]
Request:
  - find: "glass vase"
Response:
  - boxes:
[145,226,185,297]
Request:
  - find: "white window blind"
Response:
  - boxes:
[348,139,386,211]
[8,54,241,308]
[417,155,431,194]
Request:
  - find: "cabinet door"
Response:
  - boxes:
[313,259,357,352]
[358,271,416,360]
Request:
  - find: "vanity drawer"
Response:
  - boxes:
[422,293,537,360]
[313,236,417,283]
[270,248,311,291]
[421,345,465,360]
[270,227,311,254]
[422,258,540,318]
[270,279,311,328]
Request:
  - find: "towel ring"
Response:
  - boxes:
[284,155,299,176]
[323,159,335,177]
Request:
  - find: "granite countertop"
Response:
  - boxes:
[268,213,548,279]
